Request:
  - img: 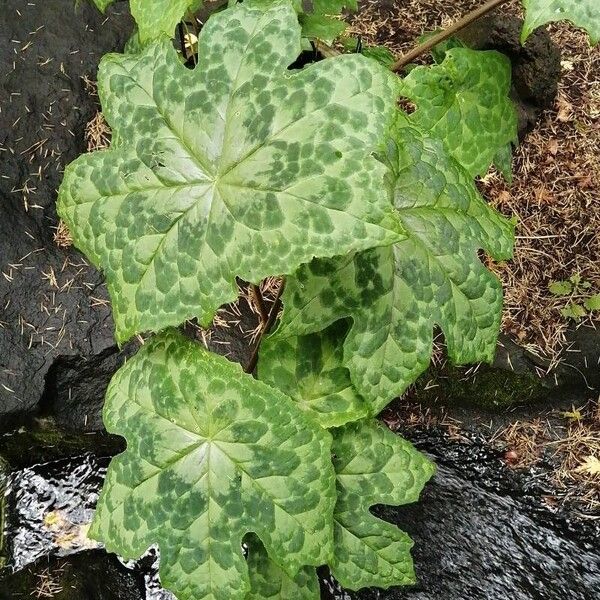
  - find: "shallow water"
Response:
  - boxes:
[1,431,599,599]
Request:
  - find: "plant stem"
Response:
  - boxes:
[250,283,269,324]
[245,278,286,375]
[390,0,512,72]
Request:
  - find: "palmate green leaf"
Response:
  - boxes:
[299,0,358,42]
[245,421,433,594]
[400,47,517,178]
[330,420,435,589]
[130,0,203,43]
[246,535,320,599]
[57,0,401,343]
[248,420,434,595]
[89,330,336,600]
[88,0,201,37]
[300,13,347,43]
[90,0,202,42]
[522,0,599,44]
[258,321,368,428]
[275,118,514,407]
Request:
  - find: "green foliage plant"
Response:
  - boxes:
[61,0,599,598]
[548,274,600,321]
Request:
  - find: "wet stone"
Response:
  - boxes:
[1,430,599,599]
[0,550,145,600]
[0,0,133,432]
[321,464,600,600]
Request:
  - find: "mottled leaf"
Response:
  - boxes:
[276,118,514,408]
[400,48,517,177]
[89,330,336,600]
[522,0,599,44]
[493,143,514,183]
[91,0,201,40]
[58,1,401,343]
[258,321,368,428]
[300,0,358,41]
[131,0,203,43]
[246,535,320,600]
[330,420,435,590]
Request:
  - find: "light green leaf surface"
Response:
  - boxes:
[258,321,368,428]
[330,420,435,590]
[131,0,202,43]
[300,0,358,41]
[362,45,396,69]
[400,48,517,177]
[89,330,336,600]
[300,13,347,42]
[90,0,114,11]
[584,293,600,311]
[493,143,514,183]
[522,0,599,44]
[246,535,320,600]
[276,118,514,407]
[58,1,401,343]
[91,0,201,41]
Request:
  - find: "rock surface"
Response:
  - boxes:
[0,550,145,600]
[321,429,600,600]
[322,467,600,600]
[456,14,562,138]
[0,0,132,431]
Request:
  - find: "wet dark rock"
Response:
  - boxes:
[0,550,145,600]
[2,454,110,571]
[0,1,133,431]
[321,428,600,600]
[322,466,600,599]
[2,431,598,600]
[408,326,600,413]
[456,14,562,138]
[40,342,139,433]
[493,327,600,398]
[0,422,124,470]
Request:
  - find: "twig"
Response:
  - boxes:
[245,278,286,374]
[391,0,512,71]
[178,22,188,61]
[314,0,511,73]
[314,39,340,58]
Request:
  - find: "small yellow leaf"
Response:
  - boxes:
[575,455,600,476]
[561,408,582,421]
[43,511,65,529]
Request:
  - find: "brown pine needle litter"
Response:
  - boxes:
[492,398,600,513]
[85,110,111,152]
[350,0,600,363]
